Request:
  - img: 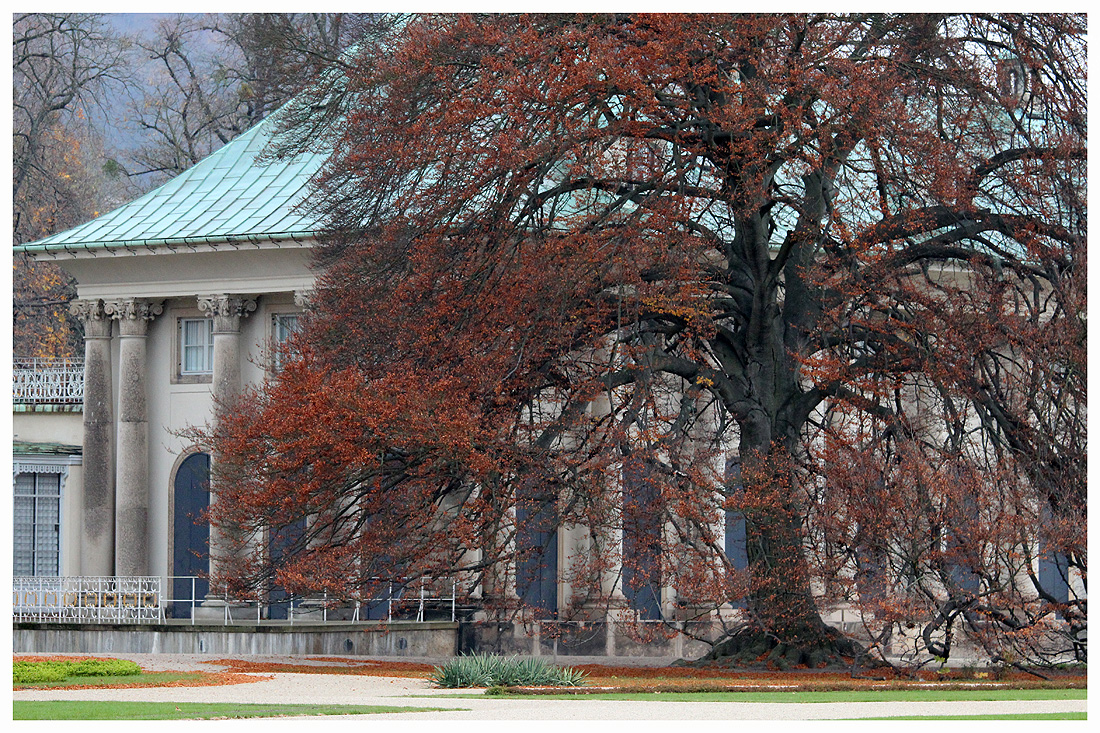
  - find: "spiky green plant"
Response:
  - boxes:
[430,654,587,688]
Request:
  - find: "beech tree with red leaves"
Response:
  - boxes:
[205,14,1085,666]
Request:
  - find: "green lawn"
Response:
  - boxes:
[463,688,1086,704]
[863,713,1086,720]
[13,701,463,720]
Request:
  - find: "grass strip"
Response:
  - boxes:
[447,688,1086,703]
[856,713,1086,720]
[14,701,462,720]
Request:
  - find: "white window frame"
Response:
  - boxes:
[180,317,215,375]
[271,312,301,371]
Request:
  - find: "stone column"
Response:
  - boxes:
[70,299,115,576]
[104,298,163,577]
[195,294,255,613]
[588,393,628,609]
[198,294,256,404]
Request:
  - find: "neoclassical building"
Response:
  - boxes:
[16,113,325,618]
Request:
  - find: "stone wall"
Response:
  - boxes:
[14,619,716,659]
[14,621,458,657]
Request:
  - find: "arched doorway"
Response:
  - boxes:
[171,452,210,618]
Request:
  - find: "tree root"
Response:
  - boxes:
[697,625,869,671]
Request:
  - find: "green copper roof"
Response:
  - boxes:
[16,112,329,254]
[13,441,82,455]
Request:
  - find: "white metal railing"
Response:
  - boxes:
[346,576,459,624]
[14,575,460,626]
[161,576,459,625]
[13,357,84,405]
[13,576,162,623]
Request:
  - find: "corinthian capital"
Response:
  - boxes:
[69,298,111,338]
[104,298,165,336]
[197,294,258,319]
[104,298,164,322]
[197,294,257,334]
[293,289,313,308]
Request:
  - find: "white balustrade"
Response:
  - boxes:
[13,357,84,405]
[13,576,162,623]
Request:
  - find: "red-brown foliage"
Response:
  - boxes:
[204,14,1085,666]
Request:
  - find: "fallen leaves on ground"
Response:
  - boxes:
[203,658,435,677]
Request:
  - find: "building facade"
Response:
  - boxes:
[16,113,323,619]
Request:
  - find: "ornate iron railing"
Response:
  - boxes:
[13,576,162,623]
[13,357,84,405]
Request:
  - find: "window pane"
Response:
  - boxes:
[36,473,60,496]
[14,473,63,577]
[184,318,204,344]
[36,520,60,576]
[275,314,300,343]
[273,314,301,370]
[13,473,62,577]
[15,474,35,495]
[183,345,202,373]
[182,319,213,373]
[14,494,34,575]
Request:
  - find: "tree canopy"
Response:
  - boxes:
[208,13,1086,667]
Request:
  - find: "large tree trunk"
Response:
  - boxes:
[741,445,822,638]
[707,428,861,668]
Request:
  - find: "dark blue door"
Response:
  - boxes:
[724,458,748,608]
[172,452,210,618]
[516,481,559,617]
[267,516,306,619]
[1039,549,1070,604]
[623,457,662,619]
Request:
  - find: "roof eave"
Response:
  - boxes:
[16,230,319,257]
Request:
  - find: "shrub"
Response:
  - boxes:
[14,658,142,685]
[13,662,70,684]
[69,659,142,677]
[430,654,586,688]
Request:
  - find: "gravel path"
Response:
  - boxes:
[13,653,1087,720]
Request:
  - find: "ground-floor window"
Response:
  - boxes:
[13,472,61,576]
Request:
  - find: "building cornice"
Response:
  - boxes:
[17,232,317,260]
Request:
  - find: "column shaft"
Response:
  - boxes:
[195,295,254,609]
[71,299,114,576]
[106,298,162,576]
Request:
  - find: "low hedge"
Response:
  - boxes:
[14,658,142,685]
